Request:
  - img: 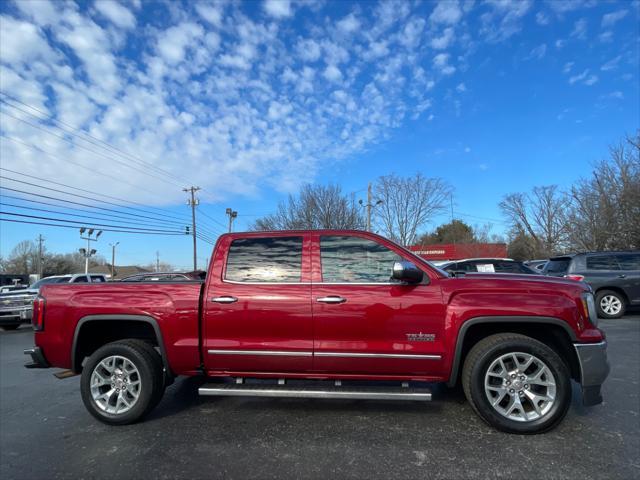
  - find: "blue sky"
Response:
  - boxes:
[0,0,638,270]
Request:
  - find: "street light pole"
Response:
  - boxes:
[226,208,238,233]
[359,182,383,232]
[79,228,102,274]
[36,234,44,278]
[109,242,119,279]
[183,187,200,271]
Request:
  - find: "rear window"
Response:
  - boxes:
[90,276,105,282]
[225,236,303,283]
[616,254,640,270]
[543,259,571,275]
[586,255,620,271]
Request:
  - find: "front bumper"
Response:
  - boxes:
[24,347,50,369]
[574,341,610,406]
[0,306,33,324]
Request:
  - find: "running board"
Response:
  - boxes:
[198,383,431,401]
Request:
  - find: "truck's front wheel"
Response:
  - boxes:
[462,333,571,434]
[80,340,164,425]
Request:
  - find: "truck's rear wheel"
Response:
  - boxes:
[80,340,164,425]
[462,333,571,434]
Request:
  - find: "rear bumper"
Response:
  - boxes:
[573,341,610,406]
[24,347,50,369]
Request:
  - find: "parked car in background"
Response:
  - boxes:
[0,274,107,330]
[524,260,548,272]
[120,272,202,282]
[440,258,537,275]
[542,251,640,319]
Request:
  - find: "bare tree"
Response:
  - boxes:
[567,133,640,250]
[1,240,37,274]
[499,185,569,256]
[252,183,365,230]
[373,173,452,245]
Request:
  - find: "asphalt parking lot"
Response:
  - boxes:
[1,317,639,480]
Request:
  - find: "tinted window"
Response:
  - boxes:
[225,236,303,282]
[31,277,66,289]
[445,261,476,272]
[73,276,89,283]
[90,276,105,282]
[543,259,571,274]
[616,254,640,270]
[320,236,401,283]
[122,275,143,282]
[586,255,620,271]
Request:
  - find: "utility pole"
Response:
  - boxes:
[156,251,160,272]
[226,208,238,233]
[109,242,119,279]
[183,187,200,271]
[359,182,383,232]
[79,228,102,274]
[36,234,44,278]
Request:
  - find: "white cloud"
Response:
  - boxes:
[601,9,627,28]
[296,38,322,62]
[94,1,136,29]
[555,38,566,49]
[0,15,55,64]
[568,69,598,86]
[456,83,467,92]
[563,61,574,73]
[430,27,455,49]
[195,2,224,27]
[601,55,621,71]
[433,53,455,75]
[571,18,587,39]
[263,0,293,19]
[527,43,547,60]
[535,11,550,25]
[337,13,361,34]
[156,22,205,65]
[430,1,462,25]
[323,64,343,82]
[598,31,613,43]
[399,17,425,48]
[481,0,533,42]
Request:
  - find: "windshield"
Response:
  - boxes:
[30,277,68,289]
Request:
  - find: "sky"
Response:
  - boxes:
[0,0,638,270]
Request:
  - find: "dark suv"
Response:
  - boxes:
[542,251,640,318]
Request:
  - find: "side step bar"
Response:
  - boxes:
[199,383,431,401]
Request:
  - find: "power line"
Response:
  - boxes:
[0,176,221,237]
[0,218,187,235]
[0,92,219,200]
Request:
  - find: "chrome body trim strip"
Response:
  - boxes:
[208,349,313,357]
[198,385,432,401]
[315,352,442,360]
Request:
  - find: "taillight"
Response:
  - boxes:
[32,296,45,331]
[565,274,585,281]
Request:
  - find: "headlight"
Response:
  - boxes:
[582,292,598,327]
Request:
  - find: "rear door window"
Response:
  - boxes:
[73,276,89,283]
[225,236,303,283]
[90,276,105,283]
[615,254,640,270]
[586,255,620,271]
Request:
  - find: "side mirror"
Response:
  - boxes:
[392,261,424,284]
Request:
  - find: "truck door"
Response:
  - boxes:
[203,233,313,373]
[311,233,446,377]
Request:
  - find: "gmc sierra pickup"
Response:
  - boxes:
[25,230,609,434]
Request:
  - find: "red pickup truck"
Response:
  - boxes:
[25,230,609,433]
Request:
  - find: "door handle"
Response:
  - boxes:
[316,296,347,304]
[617,275,626,279]
[211,296,238,304]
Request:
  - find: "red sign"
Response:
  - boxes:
[409,243,508,261]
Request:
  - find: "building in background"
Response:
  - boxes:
[409,243,508,262]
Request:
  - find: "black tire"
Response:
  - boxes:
[2,325,20,331]
[80,340,165,425]
[595,289,626,319]
[462,333,571,434]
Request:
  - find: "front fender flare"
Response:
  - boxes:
[446,316,577,387]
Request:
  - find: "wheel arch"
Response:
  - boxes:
[447,316,579,387]
[72,314,173,379]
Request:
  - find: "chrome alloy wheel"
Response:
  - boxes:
[90,355,141,415]
[600,295,622,316]
[484,352,556,422]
